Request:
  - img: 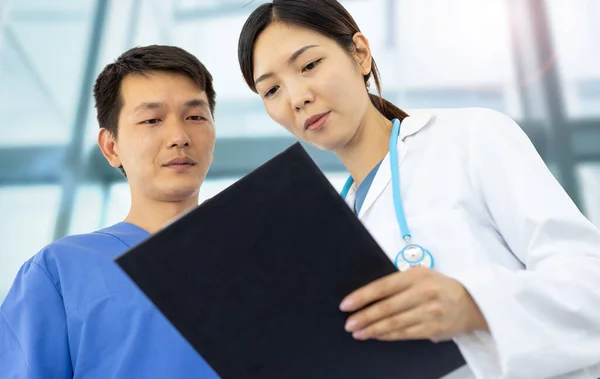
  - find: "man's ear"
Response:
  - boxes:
[351,32,373,76]
[97,128,122,169]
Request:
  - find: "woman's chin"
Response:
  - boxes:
[307,135,349,153]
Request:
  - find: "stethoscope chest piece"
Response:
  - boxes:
[394,244,434,272]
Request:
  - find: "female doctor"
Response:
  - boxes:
[237,0,600,378]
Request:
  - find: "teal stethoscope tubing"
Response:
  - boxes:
[340,118,434,270]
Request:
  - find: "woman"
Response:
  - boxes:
[237,1,600,378]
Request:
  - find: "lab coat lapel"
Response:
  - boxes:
[357,112,434,218]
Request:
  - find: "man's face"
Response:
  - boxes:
[100,71,216,203]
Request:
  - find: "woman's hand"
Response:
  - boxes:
[339,267,489,342]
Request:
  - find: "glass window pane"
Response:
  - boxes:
[103,182,131,228]
[0,185,61,302]
[68,184,105,235]
[388,0,520,117]
[129,0,173,47]
[0,0,95,146]
[546,0,600,118]
[174,14,256,100]
[577,163,600,229]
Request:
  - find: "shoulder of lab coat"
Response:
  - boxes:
[444,107,600,378]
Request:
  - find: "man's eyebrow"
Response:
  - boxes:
[133,102,164,113]
[183,99,210,110]
[132,99,210,114]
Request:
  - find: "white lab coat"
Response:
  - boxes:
[343,107,600,379]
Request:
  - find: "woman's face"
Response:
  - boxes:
[252,22,373,151]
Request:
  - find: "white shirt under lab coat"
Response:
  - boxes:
[343,107,600,379]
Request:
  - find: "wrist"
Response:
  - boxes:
[464,291,489,333]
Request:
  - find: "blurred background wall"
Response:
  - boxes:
[1,0,599,301]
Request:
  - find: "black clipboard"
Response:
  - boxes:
[116,143,466,378]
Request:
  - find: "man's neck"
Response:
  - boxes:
[124,194,199,234]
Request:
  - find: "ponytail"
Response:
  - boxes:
[366,60,409,121]
[368,93,409,121]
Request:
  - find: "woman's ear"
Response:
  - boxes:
[351,32,373,76]
[98,128,122,169]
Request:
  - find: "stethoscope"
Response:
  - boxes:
[340,118,434,272]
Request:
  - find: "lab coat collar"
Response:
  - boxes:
[399,111,434,141]
[351,111,434,217]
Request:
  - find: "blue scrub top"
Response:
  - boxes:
[0,222,219,379]
[354,160,382,215]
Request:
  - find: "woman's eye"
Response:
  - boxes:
[303,59,322,72]
[264,86,279,98]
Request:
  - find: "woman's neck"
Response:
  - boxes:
[336,106,392,187]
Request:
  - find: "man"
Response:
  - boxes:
[0,45,220,378]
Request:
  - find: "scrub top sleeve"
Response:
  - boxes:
[0,259,72,379]
[454,108,600,378]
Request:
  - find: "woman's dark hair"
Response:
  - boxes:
[238,0,408,121]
